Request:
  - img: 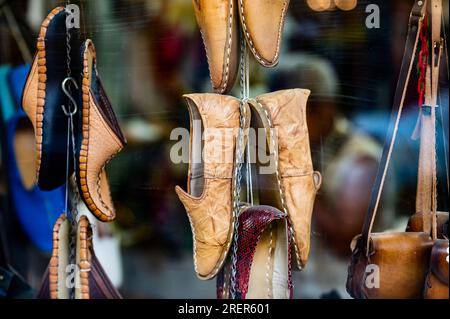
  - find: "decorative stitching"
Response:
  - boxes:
[79,41,120,222]
[35,7,65,182]
[198,0,234,94]
[78,216,91,300]
[239,0,288,67]
[186,99,245,280]
[220,0,234,93]
[49,214,67,299]
[258,101,303,269]
[266,224,273,298]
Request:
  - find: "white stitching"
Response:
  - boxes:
[199,0,234,94]
[259,102,302,269]
[239,0,288,66]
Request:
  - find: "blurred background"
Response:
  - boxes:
[0,0,448,298]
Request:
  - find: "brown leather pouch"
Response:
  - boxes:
[347,232,433,299]
[423,240,449,299]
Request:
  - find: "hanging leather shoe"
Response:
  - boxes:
[22,7,81,190]
[249,89,322,270]
[75,40,127,222]
[192,0,239,94]
[238,0,290,67]
[175,94,249,280]
[39,214,122,299]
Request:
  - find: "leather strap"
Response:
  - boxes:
[430,0,442,240]
[416,67,434,233]
[361,0,427,255]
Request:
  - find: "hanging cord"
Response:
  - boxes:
[61,0,81,299]
[229,38,250,299]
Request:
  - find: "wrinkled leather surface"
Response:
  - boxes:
[256,89,320,267]
[175,94,240,279]
[239,0,290,67]
[192,0,239,94]
[347,232,433,299]
[77,41,125,222]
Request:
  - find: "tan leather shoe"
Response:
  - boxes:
[76,40,127,222]
[238,0,290,67]
[249,89,322,269]
[175,94,249,280]
[192,0,239,94]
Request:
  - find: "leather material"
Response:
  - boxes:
[407,211,449,239]
[175,94,241,280]
[192,0,239,94]
[239,0,290,67]
[254,89,321,268]
[76,40,126,222]
[40,215,122,299]
[233,206,292,299]
[424,239,449,299]
[22,7,81,190]
[347,232,433,299]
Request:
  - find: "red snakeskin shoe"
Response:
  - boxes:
[217,205,293,299]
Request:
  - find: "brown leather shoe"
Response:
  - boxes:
[249,89,322,269]
[48,215,91,299]
[238,0,290,67]
[192,0,239,94]
[175,94,249,280]
[76,40,126,222]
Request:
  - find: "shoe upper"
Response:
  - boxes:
[76,40,126,222]
[192,0,239,94]
[256,89,321,268]
[239,0,290,67]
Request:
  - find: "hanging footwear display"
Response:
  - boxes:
[192,0,239,94]
[249,89,322,269]
[0,0,449,304]
[175,93,250,280]
[38,214,122,299]
[75,40,127,222]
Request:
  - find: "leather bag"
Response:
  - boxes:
[346,0,436,299]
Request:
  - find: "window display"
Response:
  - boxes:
[0,0,448,305]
